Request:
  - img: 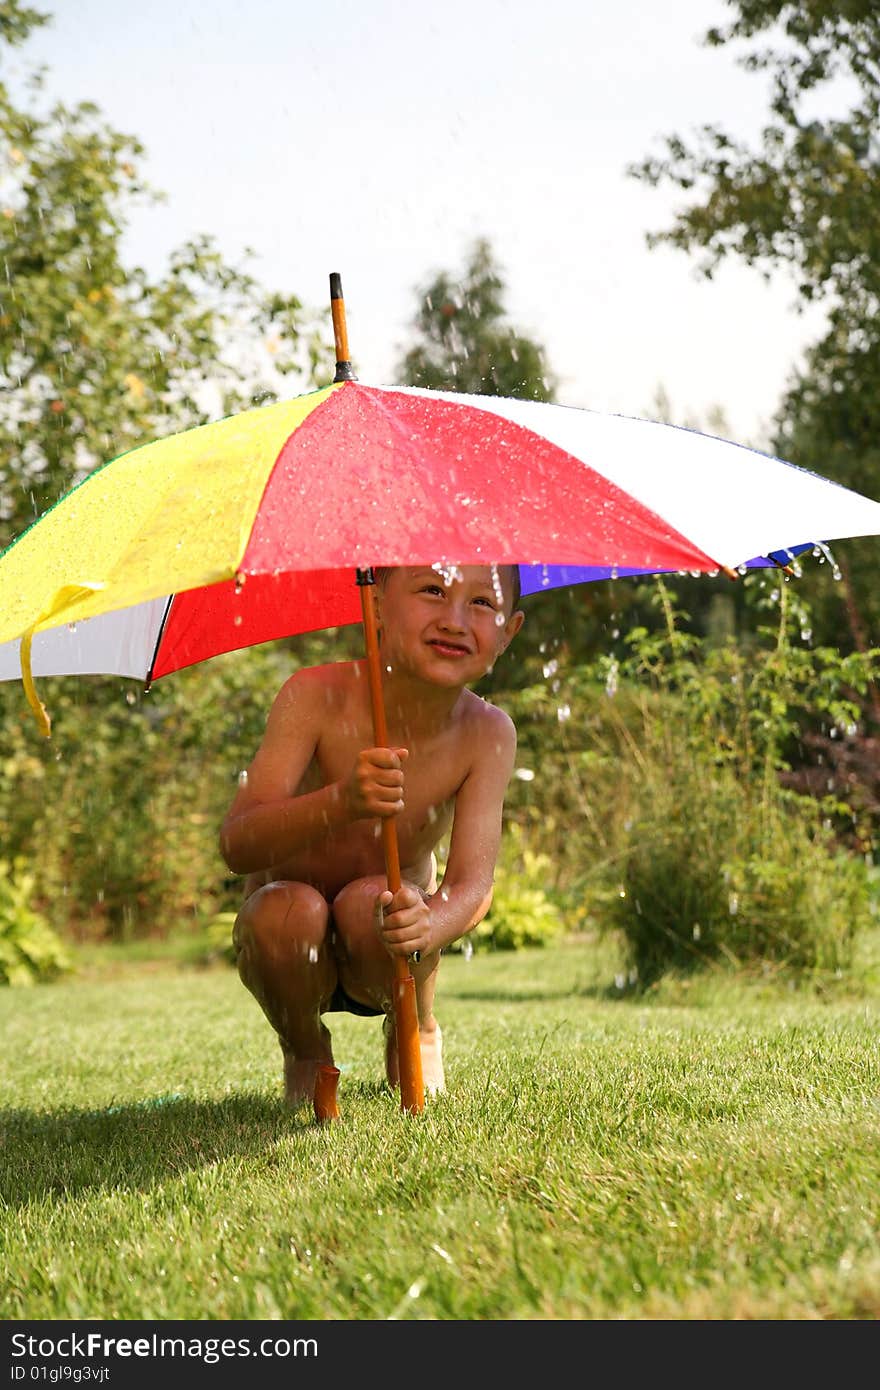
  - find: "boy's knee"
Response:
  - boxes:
[234,881,329,958]
[332,875,385,926]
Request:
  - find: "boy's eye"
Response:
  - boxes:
[420,584,445,596]
[473,597,497,609]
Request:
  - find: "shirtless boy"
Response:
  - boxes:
[219,563,524,1107]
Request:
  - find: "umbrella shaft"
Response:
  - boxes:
[358,573,402,896]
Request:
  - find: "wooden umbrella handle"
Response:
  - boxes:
[357,570,425,1115]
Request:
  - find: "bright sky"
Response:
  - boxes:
[17,0,832,448]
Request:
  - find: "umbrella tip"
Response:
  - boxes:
[329,272,356,383]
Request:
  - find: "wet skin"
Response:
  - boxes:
[219,565,524,1102]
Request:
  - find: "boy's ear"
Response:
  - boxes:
[497,608,524,653]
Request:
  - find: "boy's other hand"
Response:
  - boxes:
[345,746,409,821]
[376,885,432,960]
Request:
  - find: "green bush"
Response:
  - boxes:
[498,575,880,985]
[0,858,73,986]
[608,768,874,985]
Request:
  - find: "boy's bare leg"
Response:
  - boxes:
[232,881,337,1107]
[381,947,444,1095]
[379,884,492,1094]
[331,876,445,1095]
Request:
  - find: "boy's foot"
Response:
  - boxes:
[283,1056,321,1109]
[383,1016,445,1097]
[282,1025,334,1109]
[420,1024,445,1096]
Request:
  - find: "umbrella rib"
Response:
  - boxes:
[143,596,176,691]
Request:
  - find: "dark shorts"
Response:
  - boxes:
[326,983,383,1018]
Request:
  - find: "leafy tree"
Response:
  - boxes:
[0,1,332,546]
[0,2,337,941]
[396,237,557,401]
[629,1,880,683]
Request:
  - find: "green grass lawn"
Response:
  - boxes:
[1,935,879,1321]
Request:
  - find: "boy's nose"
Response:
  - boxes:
[438,602,467,631]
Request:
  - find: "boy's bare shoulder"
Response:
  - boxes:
[273,660,360,706]
[459,689,517,753]
[266,660,363,731]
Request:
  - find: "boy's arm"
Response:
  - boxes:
[218,669,337,875]
[219,668,407,876]
[379,705,517,958]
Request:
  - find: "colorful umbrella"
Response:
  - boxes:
[3,275,880,1115]
[3,387,880,693]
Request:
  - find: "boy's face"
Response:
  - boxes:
[375,565,524,688]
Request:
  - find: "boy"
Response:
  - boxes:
[219,563,524,1108]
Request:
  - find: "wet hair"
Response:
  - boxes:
[373,564,521,615]
[504,564,522,612]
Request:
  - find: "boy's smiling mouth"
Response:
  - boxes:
[427,638,471,657]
